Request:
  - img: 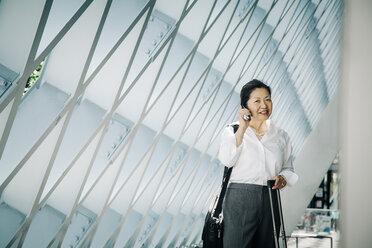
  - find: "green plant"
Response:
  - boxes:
[24,60,44,95]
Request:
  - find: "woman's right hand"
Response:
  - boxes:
[235,108,251,147]
[234,108,250,147]
[238,107,251,130]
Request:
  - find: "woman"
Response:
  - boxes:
[218,79,298,248]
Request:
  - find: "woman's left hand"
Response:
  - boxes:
[270,175,287,189]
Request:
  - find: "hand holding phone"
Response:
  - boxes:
[241,105,251,121]
[243,114,251,121]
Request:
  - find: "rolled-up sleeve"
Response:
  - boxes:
[218,126,243,168]
[279,132,299,186]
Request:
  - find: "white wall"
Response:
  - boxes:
[0,0,45,73]
[341,0,372,247]
[282,88,340,234]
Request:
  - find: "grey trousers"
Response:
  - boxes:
[222,183,280,248]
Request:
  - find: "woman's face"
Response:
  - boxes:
[245,87,272,121]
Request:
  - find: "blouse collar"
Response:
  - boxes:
[247,119,274,134]
[229,119,276,136]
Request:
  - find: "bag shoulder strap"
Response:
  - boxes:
[213,124,239,218]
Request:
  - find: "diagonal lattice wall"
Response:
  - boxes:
[0,0,342,247]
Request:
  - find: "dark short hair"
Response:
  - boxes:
[240,79,271,108]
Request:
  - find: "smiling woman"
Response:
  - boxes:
[245,87,273,137]
[218,79,298,248]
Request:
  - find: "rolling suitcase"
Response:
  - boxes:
[267,179,288,248]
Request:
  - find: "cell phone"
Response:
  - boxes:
[241,105,251,121]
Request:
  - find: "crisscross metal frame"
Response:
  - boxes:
[0,0,342,247]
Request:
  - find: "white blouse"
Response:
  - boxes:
[218,119,298,186]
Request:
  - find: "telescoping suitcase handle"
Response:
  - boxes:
[267,180,287,248]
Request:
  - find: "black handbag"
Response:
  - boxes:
[201,124,238,248]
